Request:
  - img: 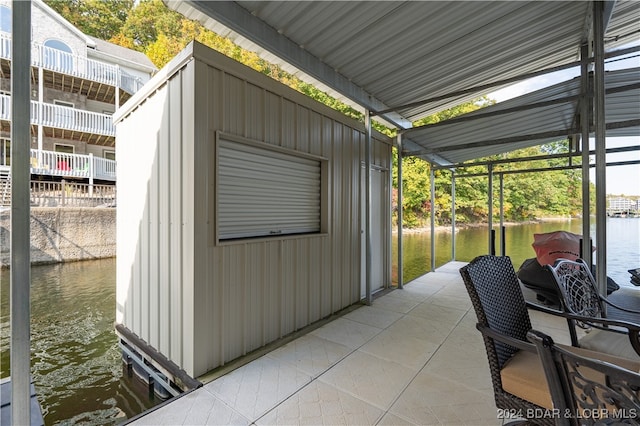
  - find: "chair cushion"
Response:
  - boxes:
[500,344,640,411]
[500,350,553,409]
[579,329,640,362]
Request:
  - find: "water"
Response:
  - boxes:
[1,258,160,425]
[393,217,640,287]
[0,218,638,425]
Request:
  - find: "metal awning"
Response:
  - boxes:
[404,67,640,165]
[168,1,639,134]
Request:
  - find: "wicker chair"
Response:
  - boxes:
[528,329,640,426]
[460,255,557,424]
[547,258,640,360]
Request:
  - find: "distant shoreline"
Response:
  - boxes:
[392,217,575,234]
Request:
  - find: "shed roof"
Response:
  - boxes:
[168,1,640,165]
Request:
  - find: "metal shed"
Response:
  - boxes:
[113,41,393,382]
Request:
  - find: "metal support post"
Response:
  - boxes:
[580,43,592,265]
[364,110,372,305]
[487,164,494,254]
[396,135,403,289]
[451,170,456,260]
[11,1,32,424]
[430,167,435,271]
[593,1,607,296]
[499,173,505,256]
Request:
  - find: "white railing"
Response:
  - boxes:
[33,101,115,136]
[30,149,116,181]
[0,94,115,136]
[30,180,116,207]
[0,33,145,95]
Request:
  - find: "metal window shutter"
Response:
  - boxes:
[218,139,321,240]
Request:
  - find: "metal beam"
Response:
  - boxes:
[430,168,435,272]
[406,119,640,157]
[364,110,372,305]
[177,0,412,130]
[581,43,592,264]
[11,1,32,425]
[594,1,608,296]
[396,135,403,289]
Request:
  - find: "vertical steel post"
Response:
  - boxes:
[593,1,607,296]
[499,173,505,256]
[364,110,372,305]
[396,135,403,289]
[430,167,435,271]
[580,44,593,265]
[451,170,456,261]
[580,43,591,265]
[487,164,494,254]
[11,1,32,424]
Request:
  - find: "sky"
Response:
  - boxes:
[488,47,640,197]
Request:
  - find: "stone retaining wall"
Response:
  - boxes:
[0,207,115,267]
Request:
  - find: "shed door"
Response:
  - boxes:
[218,138,321,240]
[361,167,386,298]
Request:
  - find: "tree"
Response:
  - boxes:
[45,0,133,40]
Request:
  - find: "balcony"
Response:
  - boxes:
[28,149,116,181]
[0,94,115,144]
[0,33,145,102]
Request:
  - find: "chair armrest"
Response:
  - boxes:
[601,295,640,315]
[475,323,538,354]
[526,302,640,356]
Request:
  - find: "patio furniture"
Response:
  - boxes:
[460,255,640,424]
[547,258,640,360]
[460,255,557,423]
[528,329,640,425]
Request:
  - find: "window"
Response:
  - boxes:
[216,133,326,242]
[54,100,75,126]
[54,144,74,154]
[103,150,115,161]
[44,39,73,73]
[0,90,9,118]
[0,138,9,166]
[0,6,11,34]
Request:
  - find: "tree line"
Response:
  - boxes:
[46,0,590,228]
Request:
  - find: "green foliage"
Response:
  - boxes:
[45,0,133,40]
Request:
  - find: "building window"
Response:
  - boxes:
[0,138,9,166]
[54,144,74,154]
[103,150,115,161]
[54,100,75,126]
[0,90,9,118]
[44,39,73,73]
[0,6,11,34]
[216,133,326,242]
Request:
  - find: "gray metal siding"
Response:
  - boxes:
[116,42,391,377]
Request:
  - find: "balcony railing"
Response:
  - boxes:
[0,33,145,95]
[30,149,116,181]
[0,94,115,136]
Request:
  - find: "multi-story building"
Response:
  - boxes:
[0,0,156,204]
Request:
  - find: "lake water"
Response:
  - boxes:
[1,217,638,424]
[0,259,160,425]
[393,217,640,287]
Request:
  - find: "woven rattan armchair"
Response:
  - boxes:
[528,329,640,425]
[547,258,640,360]
[460,255,640,425]
[460,255,557,424]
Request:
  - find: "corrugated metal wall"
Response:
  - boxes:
[116,42,391,378]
